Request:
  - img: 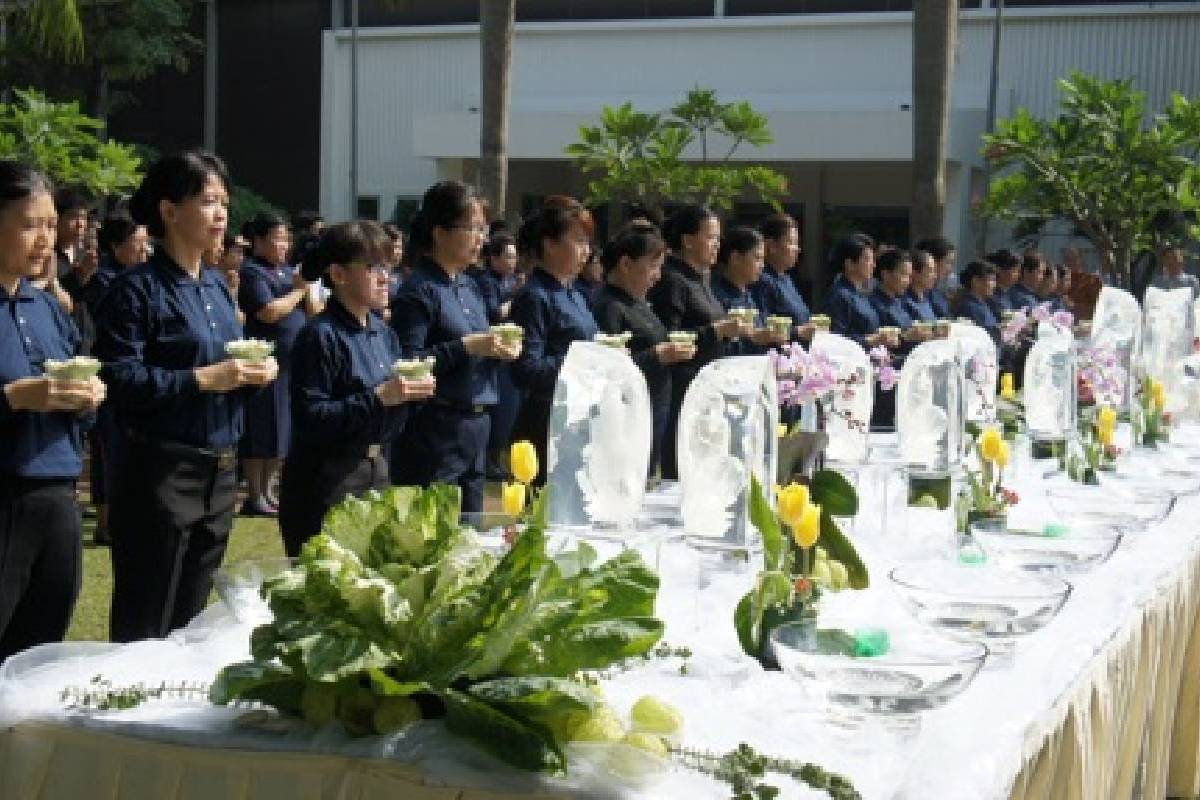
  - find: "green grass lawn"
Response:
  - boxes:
[67,515,285,642]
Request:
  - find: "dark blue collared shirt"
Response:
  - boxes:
[1007,283,1041,312]
[824,274,880,349]
[290,296,408,449]
[752,265,811,340]
[870,286,916,330]
[574,275,602,311]
[511,268,599,398]
[904,289,937,323]
[79,256,123,317]
[94,250,245,449]
[239,256,306,365]
[711,272,764,356]
[470,266,519,324]
[0,279,85,478]
[958,293,1002,347]
[929,287,952,319]
[988,286,1015,318]
[390,256,496,407]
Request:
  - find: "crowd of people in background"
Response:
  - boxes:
[1,148,1194,663]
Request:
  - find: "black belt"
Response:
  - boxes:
[430,398,490,415]
[125,430,238,471]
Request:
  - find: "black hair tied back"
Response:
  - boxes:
[0,160,54,216]
[129,150,229,238]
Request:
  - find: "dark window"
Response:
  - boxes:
[1004,0,1194,6]
[728,0,983,12]
[357,195,380,220]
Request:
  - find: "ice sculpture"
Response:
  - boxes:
[546,342,653,530]
[1141,287,1194,414]
[809,332,873,464]
[677,355,778,548]
[950,322,998,423]
[1088,286,1140,411]
[897,339,963,470]
[1023,335,1076,440]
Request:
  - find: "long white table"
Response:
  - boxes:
[4,433,1200,800]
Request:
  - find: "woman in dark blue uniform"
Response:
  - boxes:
[753,213,815,343]
[94,151,278,642]
[710,226,786,356]
[238,212,314,516]
[824,233,898,352]
[0,161,106,661]
[278,222,435,557]
[647,205,743,480]
[957,260,1003,347]
[869,249,930,428]
[593,222,695,475]
[473,232,522,479]
[389,181,520,514]
[904,249,940,323]
[510,202,599,484]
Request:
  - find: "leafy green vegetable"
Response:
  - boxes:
[210,484,663,774]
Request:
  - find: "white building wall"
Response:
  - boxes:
[321,4,1200,230]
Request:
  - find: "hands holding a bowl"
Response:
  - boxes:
[464,326,522,361]
[5,357,106,414]
[379,359,437,407]
[197,340,280,393]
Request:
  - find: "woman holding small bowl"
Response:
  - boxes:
[277,221,435,557]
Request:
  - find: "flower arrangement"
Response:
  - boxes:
[769,342,895,437]
[997,371,1024,439]
[734,475,867,669]
[1133,376,1170,446]
[1076,344,1126,409]
[957,427,1018,530]
[1001,303,1074,346]
[1067,405,1120,484]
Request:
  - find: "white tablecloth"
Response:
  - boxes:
[5,429,1200,799]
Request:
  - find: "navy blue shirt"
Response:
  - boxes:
[93,250,246,450]
[870,286,917,331]
[904,289,937,323]
[511,268,599,398]
[711,272,764,356]
[79,256,123,317]
[470,266,519,324]
[1007,283,1041,312]
[959,293,1002,347]
[929,287,952,319]
[989,286,1016,318]
[390,256,496,407]
[239,256,306,367]
[824,274,881,349]
[0,279,85,478]
[290,297,408,449]
[575,275,602,310]
[752,265,811,339]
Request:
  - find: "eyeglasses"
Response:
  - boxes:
[448,225,489,237]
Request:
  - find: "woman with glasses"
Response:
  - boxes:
[277,221,435,557]
[389,181,519,513]
[238,212,317,516]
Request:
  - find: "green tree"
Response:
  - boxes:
[980,72,1200,292]
[0,88,142,197]
[8,0,85,62]
[565,87,787,218]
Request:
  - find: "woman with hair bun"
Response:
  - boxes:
[389,181,520,513]
[94,150,278,642]
[277,221,435,557]
[0,160,106,660]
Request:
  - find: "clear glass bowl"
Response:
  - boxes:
[770,622,987,718]
[1044,484,1175,530]
[213,557,297,621]
[969,523,1122,574]
[888,562,1071,653]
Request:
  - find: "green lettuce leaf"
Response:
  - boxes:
[441,688,566,773]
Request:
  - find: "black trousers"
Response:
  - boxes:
[108,435,236,643]
[278,446,389,558]
[390,404,490,514]
[0,478,81,663]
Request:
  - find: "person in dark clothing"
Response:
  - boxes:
[1009,250,1046,311]
[473,232,522,479]
[0,161,106,661]
[710,226,786,355]
[913,236,956,318]
[278,221,434,557]
[824,233,898,352]
[869,249,929,427]
[957,260,1002,347]
[94,150,279,642]
[389,181,519,513]
[905,248,940,323]
[985,248,1020,317]
[647,205,743,479]
[593,222,695,475]
[510,203,599,485]
[753,213,814,343]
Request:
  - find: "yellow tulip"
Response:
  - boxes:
[978,428,1004,463]
[510,440,539,484]
[501,482,526,517]
[1000,373,1016,400]
[994,439,1010,470]
[1097,406,1117,430]
[777,423,788,438]
[792,502,822,549]
[776,483,810,529]
[1097,424,1114,447]
[1151,381,1166,411]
